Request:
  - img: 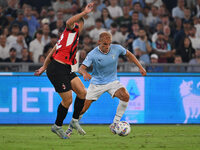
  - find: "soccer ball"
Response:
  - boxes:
[110,121,131,136]
[117,121,131,136]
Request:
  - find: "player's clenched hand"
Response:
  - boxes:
[34,66,46,76]
[83,72,92,81]
[139,67,146,76]
[84,2,94,14]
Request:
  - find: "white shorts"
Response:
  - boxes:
[86,80,125,100]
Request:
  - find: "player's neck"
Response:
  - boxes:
[98,46,109,54]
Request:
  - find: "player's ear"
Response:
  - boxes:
[97,40,101,45]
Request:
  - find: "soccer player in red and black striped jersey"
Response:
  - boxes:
[34,2,94,139]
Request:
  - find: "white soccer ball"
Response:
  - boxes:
[117,121,131,136]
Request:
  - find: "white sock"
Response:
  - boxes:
[68,118,78,130]
[113,100,128,123]
[55,124,61,128]
[68,116,83,131]
[72,118,78,122]
[78,114,83,121]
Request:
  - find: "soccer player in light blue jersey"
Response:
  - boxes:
[66,31,146,135]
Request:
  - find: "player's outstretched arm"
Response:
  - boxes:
[66,2,94,30]
[125,50,147,76]
[34,45,57,76]
[78,65,92,81]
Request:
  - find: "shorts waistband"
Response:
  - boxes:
[51,59,71,69]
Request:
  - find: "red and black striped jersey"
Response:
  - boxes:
[52,24,79,65]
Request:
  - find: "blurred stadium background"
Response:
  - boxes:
[0,0,200,150]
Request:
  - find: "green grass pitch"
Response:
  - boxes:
[0,125,200,150]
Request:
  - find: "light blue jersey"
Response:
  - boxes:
[82,44,127,84]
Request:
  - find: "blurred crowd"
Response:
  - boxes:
[0,0,200,72]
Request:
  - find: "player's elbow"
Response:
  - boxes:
[125,50,132,57]
[66,21,71,28]
[66,20,74,29]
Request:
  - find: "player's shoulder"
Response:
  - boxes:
[65,23,79,31]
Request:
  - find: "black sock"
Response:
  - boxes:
[72,97,85,119]
[55,103,68,126]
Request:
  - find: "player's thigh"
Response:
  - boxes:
[86,84,106,101]
[107,80,126,98]
[114,87,129,102]
[59,90,73,108]
[71,76,86,99]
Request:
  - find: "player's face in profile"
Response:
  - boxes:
[99,38,111,53]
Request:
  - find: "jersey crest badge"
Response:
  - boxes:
[112,54,115,59]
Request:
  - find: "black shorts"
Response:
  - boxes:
[46,59,77,93]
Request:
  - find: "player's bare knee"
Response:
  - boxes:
[125,93,130,102]
[62,98,72,108]
[121,93,129,102]
[77,89,87,99]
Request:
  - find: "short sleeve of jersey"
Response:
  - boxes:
[116,44,127,55]
[82,51,93,67]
